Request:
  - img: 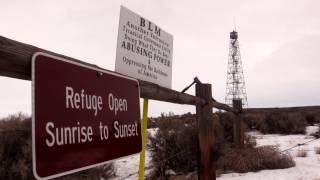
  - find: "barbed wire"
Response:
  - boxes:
[280,137,320,153]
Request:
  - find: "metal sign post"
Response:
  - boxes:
[139,98,149,180]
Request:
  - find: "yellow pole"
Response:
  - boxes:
[139,98,149,180]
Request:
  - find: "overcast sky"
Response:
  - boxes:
[1,0,320,118]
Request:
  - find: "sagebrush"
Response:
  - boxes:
[217,145,295,173]
[149,114,199,179]
[242,112,308,134]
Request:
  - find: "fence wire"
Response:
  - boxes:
[280,137,320,153]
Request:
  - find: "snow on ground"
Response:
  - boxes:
[306,125,319,135]
[218,125,320,180]
[111,128,157,180]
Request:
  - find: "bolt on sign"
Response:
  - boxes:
[115,6,173,89]
[32,52,142,179]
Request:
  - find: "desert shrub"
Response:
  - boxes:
[0,113,33,180]
[314,147,320,154]
[262,113,284,133]
[220,111,309,135]
[305,114,317,125]
[216,112,235,142]
[311,124,320,138]
[217,145,295,173]
[288,113,308,134]
[296,149,308,157]
[260,147,295,169]
[0,113,115,180]
[149,117,199,179]
[242,113,266,131]
[149,112,196,129]
[260,112,306,134]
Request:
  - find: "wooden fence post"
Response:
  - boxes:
[196,83,215,180]
[232,99,244,147]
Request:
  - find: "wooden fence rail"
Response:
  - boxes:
[0,35,237,113]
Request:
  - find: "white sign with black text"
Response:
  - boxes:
[115,6,173,89]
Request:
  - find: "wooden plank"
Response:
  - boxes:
[139,80,205,105]
[0,36,105,80]
[196,83,216,180]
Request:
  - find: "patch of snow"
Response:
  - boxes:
[148,128,158,138]
[110,151,153,180]
[306,125,319,136]
[165,169,177,175]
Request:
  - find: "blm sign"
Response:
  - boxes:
[32,52,142,179]
[115,6,173,89]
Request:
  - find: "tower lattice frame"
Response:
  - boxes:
[225,30,248,108]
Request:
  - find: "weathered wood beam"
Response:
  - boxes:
[0,36,101,80]
[138,80,205,105]
[210,101,238,113]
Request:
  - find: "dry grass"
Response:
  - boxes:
[296,149,308,157]
[217,145,295,173]
[314,147,320,154]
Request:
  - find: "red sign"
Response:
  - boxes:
[32,52,142,179]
